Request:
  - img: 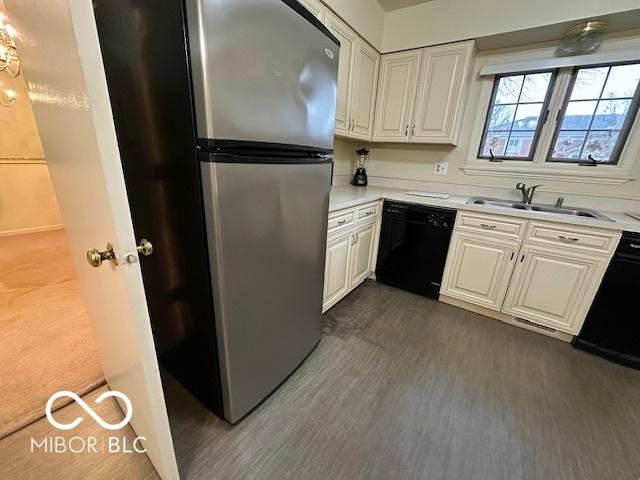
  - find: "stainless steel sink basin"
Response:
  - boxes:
[467,197,613,221]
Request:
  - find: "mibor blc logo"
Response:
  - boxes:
[31,390,146,454]
[45,390,132,431]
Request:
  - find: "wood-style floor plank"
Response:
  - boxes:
[164,280,640,480]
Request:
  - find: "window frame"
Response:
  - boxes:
[463,54,640,185]
[477,69,558,162]
[546,61,640,166]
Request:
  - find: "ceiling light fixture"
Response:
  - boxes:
[557,21,608,56]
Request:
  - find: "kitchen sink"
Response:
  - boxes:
[467,197,613,221]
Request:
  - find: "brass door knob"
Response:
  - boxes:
[137,239,153,256]
[86,243,116,268]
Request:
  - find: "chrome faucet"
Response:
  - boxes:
[515,182,543,205]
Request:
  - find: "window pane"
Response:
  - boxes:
[488,104,516,130]
[552,131,587,159]
[505,131,534,157]
[520,73,552,102]
[482,132,509,156]
[549,62,640,165]
[581,131,620,161]
[561,100,597,130]
[570,67,608,100]
[602,64,640,98]
[495,75,523,104]
[512,103,543,130]
[592,99,631,129]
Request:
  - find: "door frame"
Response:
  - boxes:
[5,0,179,478]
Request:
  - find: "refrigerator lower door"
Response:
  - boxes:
[201,158,331,423]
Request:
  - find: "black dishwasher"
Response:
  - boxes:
[572,231,640,369]
[375,201,456,299]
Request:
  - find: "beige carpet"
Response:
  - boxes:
[0,229,104,439]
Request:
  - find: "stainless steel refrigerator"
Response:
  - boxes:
[186,0,339,423]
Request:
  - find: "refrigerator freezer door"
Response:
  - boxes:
[200,158,331,422]
[186,0,339,151]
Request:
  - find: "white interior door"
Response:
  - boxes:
[5,1,178,478]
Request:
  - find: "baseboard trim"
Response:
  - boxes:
[0,224,64,237]
[439,295,573,343]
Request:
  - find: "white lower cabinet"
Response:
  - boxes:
[441,211,620,336]
[349,221,377,289]
[323,202,381,312]
[441,231,519,311]
[323,231,353,309]
[502,244,610,334]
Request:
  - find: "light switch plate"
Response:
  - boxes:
[434,162,448,175]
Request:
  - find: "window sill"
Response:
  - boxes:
[461,162,635,185]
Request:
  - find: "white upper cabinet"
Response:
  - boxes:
[325,10,358,136]
[373,50,422,142]
[374,40,474,144]
[350,40,380,141]
[325,11,380,141]
[412,41,474,144]
[297,0,325,22]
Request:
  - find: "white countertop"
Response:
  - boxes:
[329,185,640,234]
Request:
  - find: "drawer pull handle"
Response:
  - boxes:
[630,243,640,249]
[337,219,346,225]
[364,211,374,216]
[480,223,497,229]
[558,235,579,242]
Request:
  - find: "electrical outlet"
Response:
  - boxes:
[433,162,448,175]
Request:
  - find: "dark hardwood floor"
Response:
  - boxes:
[165,280,640,480]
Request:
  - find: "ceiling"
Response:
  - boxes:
[376,0,434,12]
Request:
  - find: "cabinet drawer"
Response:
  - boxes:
[456,211,527,239]
[524,222,621,256]
[356,202,379,223]
[328,210,355,235]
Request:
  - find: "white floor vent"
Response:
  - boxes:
[515,317,557,333]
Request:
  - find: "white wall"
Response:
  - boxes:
[324,0,385,50]
[382,0,640,52]
[334,38,640,202]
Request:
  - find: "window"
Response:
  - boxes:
[467,57,640,183]
[549,63,640,165]
[478,71,556,161]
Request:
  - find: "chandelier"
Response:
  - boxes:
[0,11,20,107]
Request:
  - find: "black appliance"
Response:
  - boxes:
[573,232,640,369]
[376,201,456,299]
[352,148,369,186]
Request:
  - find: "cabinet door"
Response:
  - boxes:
[297,0,325,22]
[323,231,353,311]
[325,11,357,137]
[350,39,380,141]
[411,41,474,145]
[373,50,421,142]
[440,232,520,311]
[502,245,610,334]
[350,221,377,289]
